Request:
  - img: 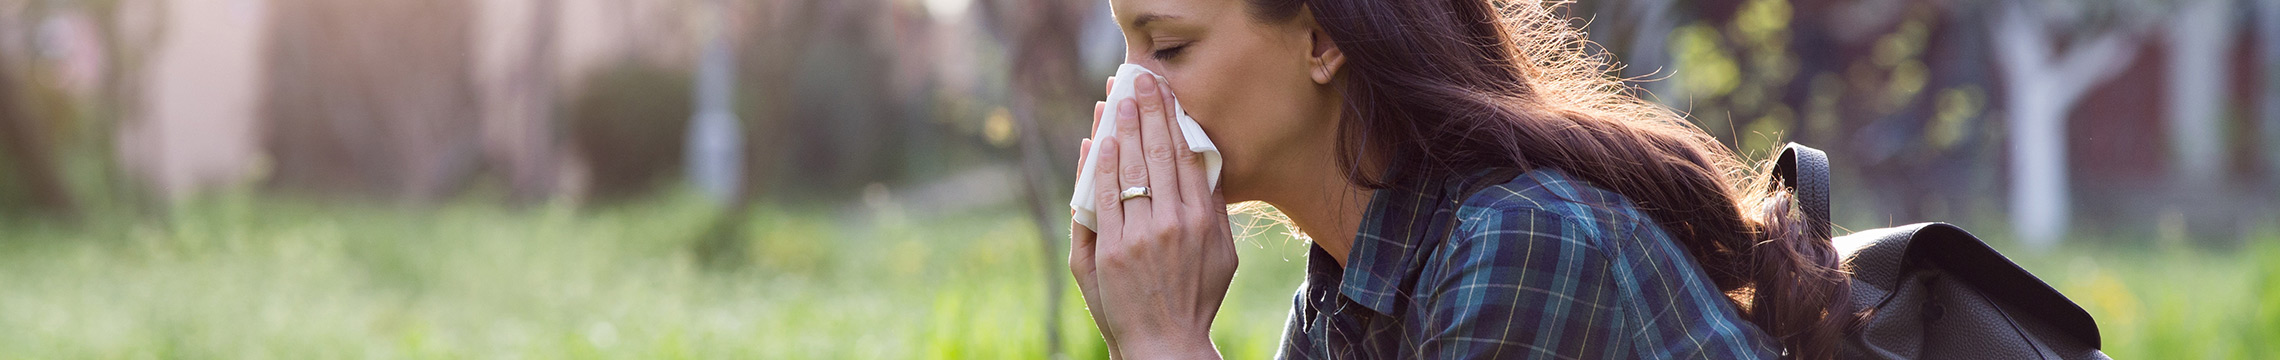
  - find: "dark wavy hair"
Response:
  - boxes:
[1245,0,1851,358]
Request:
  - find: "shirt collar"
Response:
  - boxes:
[1327,164,1502,315]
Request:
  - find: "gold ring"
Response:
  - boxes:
[1119,186,1152,201]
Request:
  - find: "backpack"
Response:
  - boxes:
[1771,143,2110,360]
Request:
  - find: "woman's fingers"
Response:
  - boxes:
[1113,98,1154,239]
[1135,75,1183,224]
[1074,138,1092,216]
[1095,76,1113,134]
[1073,138,1096,250]
[1072,104,1120,357]
[1093,136,1126,248]
[1092,101,1106,136]
[1071,138,1095,263]
[1159,80,1211,210]
[1081,78,1105,212]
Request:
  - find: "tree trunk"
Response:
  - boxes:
[2164,0,2234,191]
[693,0,819,269]
[1010,90,1069,360]
[687,0,743,201]
[0,53,79,217]
[1991,1,2139,248]
[2258,0,2280,189]
[504,0,562,203]
[985,0,1090,356]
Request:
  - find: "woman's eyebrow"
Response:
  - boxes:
[1131,13,1181,28]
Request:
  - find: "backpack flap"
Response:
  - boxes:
[1836,223,2107,360]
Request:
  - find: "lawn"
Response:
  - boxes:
[0,190,2269,358]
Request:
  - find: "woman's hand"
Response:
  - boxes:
[1072,73,1237,359]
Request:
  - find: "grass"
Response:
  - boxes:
[2006,234,2280,359]
[0,190,2269,358]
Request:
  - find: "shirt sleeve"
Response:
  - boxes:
[1412,203,1778,359]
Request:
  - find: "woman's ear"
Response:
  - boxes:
[1307,25,1345,85]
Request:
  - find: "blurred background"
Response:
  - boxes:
[0,0,2273,357]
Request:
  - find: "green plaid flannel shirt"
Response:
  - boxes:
[1276,166,1780,359]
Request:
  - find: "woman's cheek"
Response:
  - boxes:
[1178,103,1239,189]
[1202,113,1266,197]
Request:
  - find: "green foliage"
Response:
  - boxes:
[2250,230,2280,356]
[1666,0,1801,155]
[1997,230,2279,359]
[1669,24,1739,101]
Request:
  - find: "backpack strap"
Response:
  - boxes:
[1772,143,1833,239]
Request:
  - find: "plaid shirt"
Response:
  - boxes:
[1276,166,1779,359]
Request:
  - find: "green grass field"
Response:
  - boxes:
[0,191,2271,358]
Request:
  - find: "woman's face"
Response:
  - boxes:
[1111,0,1342,203]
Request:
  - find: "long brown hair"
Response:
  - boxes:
[1246,0,1851,357]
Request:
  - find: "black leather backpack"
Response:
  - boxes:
[1771,143,2109,360]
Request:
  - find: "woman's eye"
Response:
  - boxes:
[1151,44,1188,61]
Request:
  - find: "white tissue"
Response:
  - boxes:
[1070,64,1222,231]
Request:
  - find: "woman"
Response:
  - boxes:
[1068,0,1851,358]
